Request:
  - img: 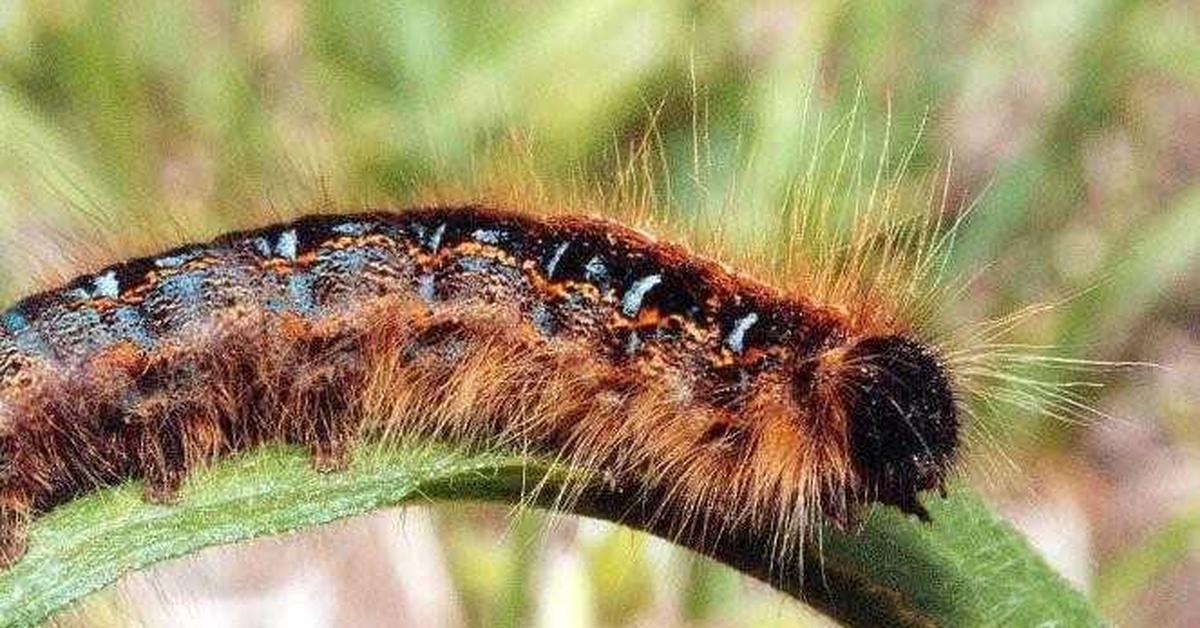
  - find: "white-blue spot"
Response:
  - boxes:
[624,331,641,356]
[318,247,368,274]
[457,257,493,273]
[545,242,569,278]
[3,311,28,333]
[158,272,203,307]
[113,306,154,348]
[275,229,298,260]
[417,274,436,302]
[530,303,554,335]
[3,311,48,355]
[332,221,372,235]
[59,308,110,350]
[428,223,446,252]
[287,272,316,313]
[621,274,662,317]
[251,237,272,257]
[155,252,198,268]
[66,288,91,301]
[725,312,759,354]
[92,271,119,299]
[584,256,607,283]
[472,228,503,244]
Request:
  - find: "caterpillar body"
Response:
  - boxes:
[0,205,958,568]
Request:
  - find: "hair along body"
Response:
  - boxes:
[0,204,960,569]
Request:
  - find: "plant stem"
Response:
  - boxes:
[0,443,1101,627]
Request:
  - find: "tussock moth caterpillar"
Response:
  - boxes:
[0,199,963,571]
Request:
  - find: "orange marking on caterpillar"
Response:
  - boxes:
[0,205,960,569]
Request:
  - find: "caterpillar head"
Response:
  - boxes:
[801,334,959,520]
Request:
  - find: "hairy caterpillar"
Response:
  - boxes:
[0,203,959,570]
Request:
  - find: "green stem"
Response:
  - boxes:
[0,442,1102,627]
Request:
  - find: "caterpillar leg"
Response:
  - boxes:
[138,417,188,504]
[126,396,190,505]
[292,349,364,473]
[310,410,352,473]
[0,491,30,568]
[272,314,363,472]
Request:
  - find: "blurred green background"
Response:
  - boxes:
[1,1,1197,626]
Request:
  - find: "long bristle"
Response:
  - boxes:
[0,105,1130,582]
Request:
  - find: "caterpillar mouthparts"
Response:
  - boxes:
[0,204,960,568]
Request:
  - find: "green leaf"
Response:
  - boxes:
[0,442,1101,627]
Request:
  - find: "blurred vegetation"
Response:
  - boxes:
[1,1,1198,626]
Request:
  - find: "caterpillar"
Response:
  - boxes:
[0,203,958,570]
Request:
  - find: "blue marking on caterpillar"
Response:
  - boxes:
[332,221,373,236]
[318,248,369,274]
[456,257,495,273]
[428,223,446,252]
[65,288,91,301]
[584,256,607,284]
[156,272,204,308]
[287,272,316,314]
[112,306,155,348]
[624,330,641,356]
[35,305,116,357]
[417,274,436,302]
[545,242,569,279]
[251,237,272,257]
[92,271,119,299]
[530,302,554,335]
[155,251,199,268]
[275,230,298,261]
[726,312,758,354]
[3,310,49,356]
[471,228,503,244]
[621,274,662,317]
[3,311,28,334]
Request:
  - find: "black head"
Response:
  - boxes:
[837,334,959,519]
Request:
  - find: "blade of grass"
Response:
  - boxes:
[0,440,1102,627]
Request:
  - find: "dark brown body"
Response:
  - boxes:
[0,206,957,567]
